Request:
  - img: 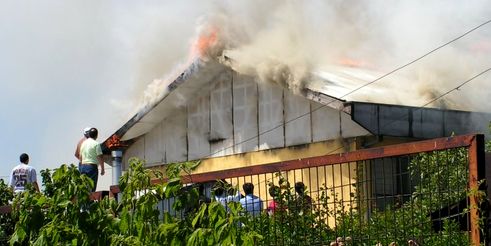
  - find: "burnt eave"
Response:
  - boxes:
[102,59,230,150]
[103,59,203,149]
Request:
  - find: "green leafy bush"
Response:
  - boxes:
[5,147,485,245]
[326,148,472,245]
[0,179,14,244]
[10,164,115,245]
[253,175,333,245]
[8,158,263,245]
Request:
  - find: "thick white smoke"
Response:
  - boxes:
[203,0,491,111]
[135,1,491,114]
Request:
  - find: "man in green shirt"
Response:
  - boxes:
[79,127,105,191]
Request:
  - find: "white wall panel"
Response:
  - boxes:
[285,90,311,146]
[312,102,369,141]
[233,73,258,153]
[123,137,144,170]
[163,110,188,163]
[210,71,234,157]
[340,110,370,138]
[144,123,163,165]
[258,83,284,150]
[188,95,210,160]
[312,102,342,142]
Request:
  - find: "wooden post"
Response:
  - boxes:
[468,134,485,245]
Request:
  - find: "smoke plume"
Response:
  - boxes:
[200,0,491,111]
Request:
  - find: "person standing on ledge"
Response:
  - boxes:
[75,127,91,162]
[8,153,40,193]
[79,127,105,191]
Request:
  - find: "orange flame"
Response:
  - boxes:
[338,57,367,68]
[192,27,218,57]
[106,135,127,149]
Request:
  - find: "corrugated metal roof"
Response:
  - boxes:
[308,65,418,106]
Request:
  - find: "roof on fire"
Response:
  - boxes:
[102,59,491,151]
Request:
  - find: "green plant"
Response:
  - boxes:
[253,175,333,245]
[9,164,116,246]
[8,158,262,245]
[114,157,261,245]
[325,148,472,245]
[0,179,14,245]
[7,145,486,246]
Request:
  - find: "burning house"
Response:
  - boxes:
[100,6,491,216]
[102,54,491,210]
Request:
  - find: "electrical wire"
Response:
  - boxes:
[418,68,491,108]
[17,21,485,194]
[204,18,491,158]
[97,18,490,186]
[253,66,491,187]
[336,19,491,100]
[381,67,491,130]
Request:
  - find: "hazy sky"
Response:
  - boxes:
[0,1,209,187]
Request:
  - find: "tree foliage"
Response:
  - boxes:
[7,159,261,245]
[0,179,14,244]
[327,148,472,245]
[9,164,114,245]
[4,138,488,245]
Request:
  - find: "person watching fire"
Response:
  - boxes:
[74,127,91,162]
[79,127,105,192]
[8,153,40,193]
[240,183,263,216]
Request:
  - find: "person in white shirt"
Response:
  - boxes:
[214,185,241,211]
[239,183,263,216]
[8,153,40,193]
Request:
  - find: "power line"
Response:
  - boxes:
[205,18,491,158]
[253,67,491,187]
[381,67,491,130]
[113,18,490,172]
[419,68,491,108]
[337,19,491,100]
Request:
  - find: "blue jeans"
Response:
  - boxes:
[79,164,98,192]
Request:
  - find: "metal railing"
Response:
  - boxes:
[111,134,487,245]
[1,134,486,245]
